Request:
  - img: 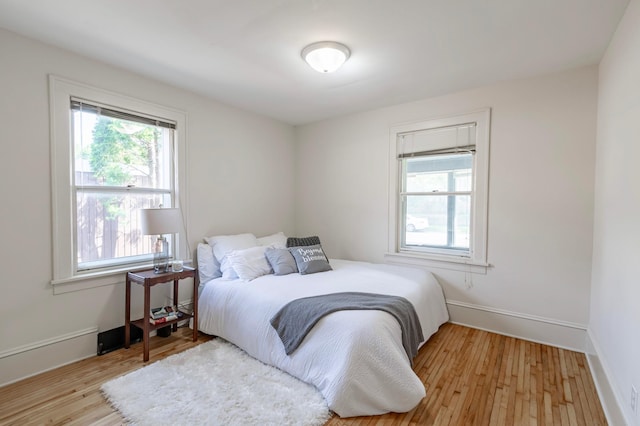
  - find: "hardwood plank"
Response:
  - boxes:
[578,357,608,425]
[0,323,607,426]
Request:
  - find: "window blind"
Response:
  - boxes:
[70,98,176,129]
[397,122,476,158]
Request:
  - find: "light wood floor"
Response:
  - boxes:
[0,323,607,425]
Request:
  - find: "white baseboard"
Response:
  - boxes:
[585,329,629,426]
[446,300,587,352]
[0,327,98,387]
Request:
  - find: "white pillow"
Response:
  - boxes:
[257,232,287,249]
[227,245,272,281]
[205,233,258,279]
[197,243,221,282]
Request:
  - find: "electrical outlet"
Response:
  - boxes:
[631,385,638,415]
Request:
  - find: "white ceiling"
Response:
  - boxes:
[0,0,629,125]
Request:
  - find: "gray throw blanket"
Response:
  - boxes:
[270,292,424,363]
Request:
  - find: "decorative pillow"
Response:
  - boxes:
[286,235,321,248]
[205,233,258,279]
[196,242,221,282]
[288,244,332,275]
[286,236,328,261]
[257,232,287,249]
[227,245,272,281]
[265,247,298,276]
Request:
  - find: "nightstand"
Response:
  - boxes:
[125,266,199,362]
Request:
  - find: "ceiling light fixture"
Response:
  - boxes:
[301,41,350,73]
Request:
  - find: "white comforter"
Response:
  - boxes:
[197,259,449,417]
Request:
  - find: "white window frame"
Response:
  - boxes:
[386,109,491,273]
[49,75,188,293]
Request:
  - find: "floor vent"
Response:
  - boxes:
[97,326,142,355]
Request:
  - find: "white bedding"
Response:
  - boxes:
[197,259,449,417]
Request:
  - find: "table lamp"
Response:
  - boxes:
[140,208,181,273]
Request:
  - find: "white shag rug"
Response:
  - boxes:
[101,338,330,426]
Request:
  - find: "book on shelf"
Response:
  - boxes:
[150,314,178,325]
[149,307,184,324]
[150,305,178,320]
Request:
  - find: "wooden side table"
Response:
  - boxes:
[125,266,198,361]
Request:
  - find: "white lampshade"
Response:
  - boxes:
[301,41,350,73]
[140,208,181,236]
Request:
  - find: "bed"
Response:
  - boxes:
[196,233,449,417]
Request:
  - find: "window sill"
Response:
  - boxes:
[51,264,152,295]
[51,259,195,295]
[384,252,490,274]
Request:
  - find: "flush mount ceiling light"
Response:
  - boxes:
[301,41,350,73]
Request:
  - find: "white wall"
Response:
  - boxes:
[0,28,295,384]
[295,66,598,350]
[591,0,640,424]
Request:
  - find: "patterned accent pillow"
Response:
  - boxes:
[286,236,321,248]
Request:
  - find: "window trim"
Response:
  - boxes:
[386,109,491,273]
[49,75,189,292]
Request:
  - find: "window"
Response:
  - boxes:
[50,76,187,292]
[387,109,490,271]
[71,100,175,271]
[401,148,473,255]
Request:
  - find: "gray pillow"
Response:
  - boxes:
[288,244,332,275]
[286,236,328,261]
[265,247,298,276]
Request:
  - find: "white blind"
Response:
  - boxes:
[397,123,476,158]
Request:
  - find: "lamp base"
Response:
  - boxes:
[153,264,170,274]
[153,237,170,273]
